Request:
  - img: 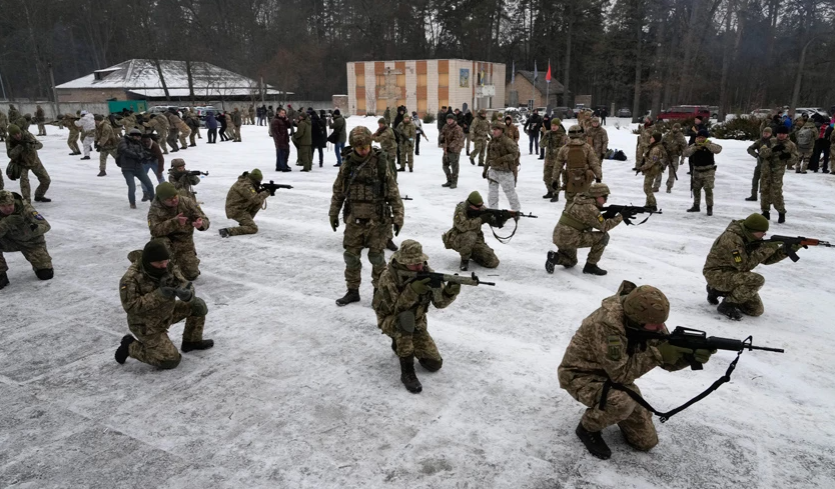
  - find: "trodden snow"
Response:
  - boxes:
[1,117,833,489]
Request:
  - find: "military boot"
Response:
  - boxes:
[391,337,397,353]
[218,228,230,238]
[459,259,469,272]
[686,205,700,213]
[182,339,214,352]
[550,193,560,203]
[542,191,553,199]
[706,285,722,305]
[545,251,557,274]
[141,192,150,202]
[0,272,9,290]
[583,263,607,276]
[778,212,786,224]
[717,300,743,321]
[34,196,51,203]
[575,422,611,460]
[336,289,360,306]
[745,195,757,201]
[97,171,106,177]
[386,239,399,251]
[762,210,770,221]
[115,335,135,364]
[707,206,713,216]
[399,355,422,393]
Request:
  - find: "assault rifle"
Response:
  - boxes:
[401,271,496,287]
[259,180,294,196]
[600,204,662,225]
[472,208,538,244]
[756,235,832,262]
[600,326,784,423]
[186,170,209,177]
[402,195,414,201]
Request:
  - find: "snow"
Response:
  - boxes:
[1,118,834,488]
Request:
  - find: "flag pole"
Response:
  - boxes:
[546,59,550,110]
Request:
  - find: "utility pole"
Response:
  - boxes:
[48,62,61,118]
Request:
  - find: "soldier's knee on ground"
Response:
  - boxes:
[157,354,182,370]
[368,250,385,267]
[343,250,362,269]
[619,423,659,452]
[739,298,765,317]
[419,358,443,372]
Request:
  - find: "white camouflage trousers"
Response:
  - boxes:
[82,136,94,158]
[487,168,521,211]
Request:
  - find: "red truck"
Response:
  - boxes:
[657,105,711,121]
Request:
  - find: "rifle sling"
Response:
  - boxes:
[489,218,519,244]
[597,347,745,423]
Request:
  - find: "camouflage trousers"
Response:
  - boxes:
[67,131,80,154]
[128,300,205,369]
[343,219,389,290]
[157,128,169,154]
[443,152,460,185]
[399,143,414,170]
[487,169,521,211]
[691,168,715,207]
[749,160,762,197]
[654,156,681,191]
[178,128,190,148]
[99,148,117,172]
[704,270,765,316]
[797,148,813,172]
[233,125,241,142]
[37,122,46,136]
[0,124,7,140]
[471,138,488,166]
[0,238,52,274]
[543,158,558,192]
[760,163,786,213]
[20,162,51,202]
[635,139,646,167]
[379,311,442,361]
[297,145,313,171]
[643,173,657,207]
[159,236,201,281]
[553,225,609,266]
[227,209,260,236]
[189,128,198,146]
[167,128,180,150]
[448,230,499,267]
[569,378,658,451]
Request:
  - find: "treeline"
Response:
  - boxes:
[0,0,833,119]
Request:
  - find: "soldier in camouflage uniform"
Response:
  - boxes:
[638,133,667,211]
[0,109,8,142]
[167,158,200,200]
[6,125,51,203]
[0,190,53,289]
[395,115,416,172]
[166,108,189,152]
[682,129,722,216]
[703,213,796,320]
[372,118,398,171]
[7,105,20,127]
[659,123,687,193]
[541,118,567,201]
[745,127,772,202]
[35,105,46,136]
[372,239,461,393]
[147,182,210,281]
[218,169,270,238]
[115,239,213,369]
[330,127,404,306]
[59,114,82,155]
[757,124,796,223]
[634,117,654,169]
[442,191,508,271]
[558,281,710,459]
[585,117,608,161]
[554,125,602,206]
[469,109,491,167]
[440,114,465,189]
[794,116,816,173]
[483,121,521,211]
[144,114,171,154]
[547,183,623,276]
[95,114,119,177]
[292,112,313,172]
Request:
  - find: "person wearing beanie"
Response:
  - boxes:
[745,127,774,201]
[328,108,347,166]
[586,117,609,163]
[682,129,722,216]
[441,190,508,271]
[703,213,799,320]
[292,111,313,171]
[757,125,796,222]
[0,189,54,289]
[469,108,490,167]
[167,158,201,200]
[117,128,155,209]
[147,181,209,281]
[395,115,416,172]
[74,110,96,160]
[636,132,666,212]
[659,123,687,193]
[94,113,118,177]
[372,117,398,173]
[115,239,213,369]
[483,121,522,212]
[540,118,568,200]
[218,169,271,238]
[440,113,465,189]
[6,124,52,203]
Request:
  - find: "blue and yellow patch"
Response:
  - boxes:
[32,211,44,221]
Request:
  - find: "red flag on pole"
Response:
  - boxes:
[545,62,552,83]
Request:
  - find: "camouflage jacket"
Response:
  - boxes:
[145,114,170,134]
[329,148,403,225]
[0,192,50,245]
[166,113,183,130]
[373,260,460,336]
[148,195,209,242]
[557,195,623,234]
[758,137,797,170]
[662,130,687,157]
[372,126,397,156]
[96,121,119,150]
[6,132,43,169]
[471,116,491,140]
[682,140,723,158]
[585,126,609,156]
[396,121,416,145]
[505,122,520,142]
[60,115,80,135]
[553,139,602,184]
[119,250,193,334]
[639,142,668,176]
[118,114,139,131]
[746,137,772,163]
[485,134,520,172]
[794,121,817,150]
[0,111,7,127]
[168,169,201,199]
[440,122,464,154]
[7,106,20,124]
[558,280,688,392]
[541,128,567,161]
[443,201,492,243]
[226,174,270,217]
[638,124,654,146]
[35,107,45,123]
[703,220,789,278]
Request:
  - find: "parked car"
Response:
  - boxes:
[616,108,632,118]
[709,106,719,119]
[657,105,711,121]
[750,109,773,119]
[795,107,830,120]
[553,106,574,119]
[148,105,179,115]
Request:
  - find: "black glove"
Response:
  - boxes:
[779,152,792,160]
[174,283,194,302]
[595,178,601,183]
[393,223,401,237]
[157,286,177,299]
[773,144,785,152]
[635,169,641,176]
[601,208,618,220]
[94,143,100,152]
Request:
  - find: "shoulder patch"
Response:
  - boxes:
[607,335,622,361]
[32,211,44,221]
[598,215,605,223]
[731,249,742,263]
[251,189,256,193]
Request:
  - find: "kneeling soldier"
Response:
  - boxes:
[442,190,507,271]
[373,240,460,393]
[218,169,270,237]
[0,190,53,288]
[558,281,713,459]
[167,158,200,200]
[115,239,213,369]
[148,182,210,281]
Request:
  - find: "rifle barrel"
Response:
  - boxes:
[748,345,785,353]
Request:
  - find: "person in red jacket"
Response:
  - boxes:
[270,108,292,172]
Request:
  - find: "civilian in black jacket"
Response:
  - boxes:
[117,129,155,209]
[311,110,328,168]
[524,110,543,155]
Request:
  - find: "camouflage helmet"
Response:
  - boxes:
[491,121,506,131]
[0,190,14,206]
[393,239,429,266]
[377,117,387,125]
[672,123,681,131]
[587,183,610,198]
[170,158,186,168]
[568,125,583,137]
[623,285,670,325]
[651,132,663,143]
[478,108,487,116]
[349,126,373,147]
[591,117,600,124]
[24,113,32,120]
[403,114,411,121]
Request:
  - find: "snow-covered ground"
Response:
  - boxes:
[1,117,834,488]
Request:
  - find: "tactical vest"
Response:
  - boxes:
[565,145,592,193]
[344,149,389,221]
[690,148,715,169]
